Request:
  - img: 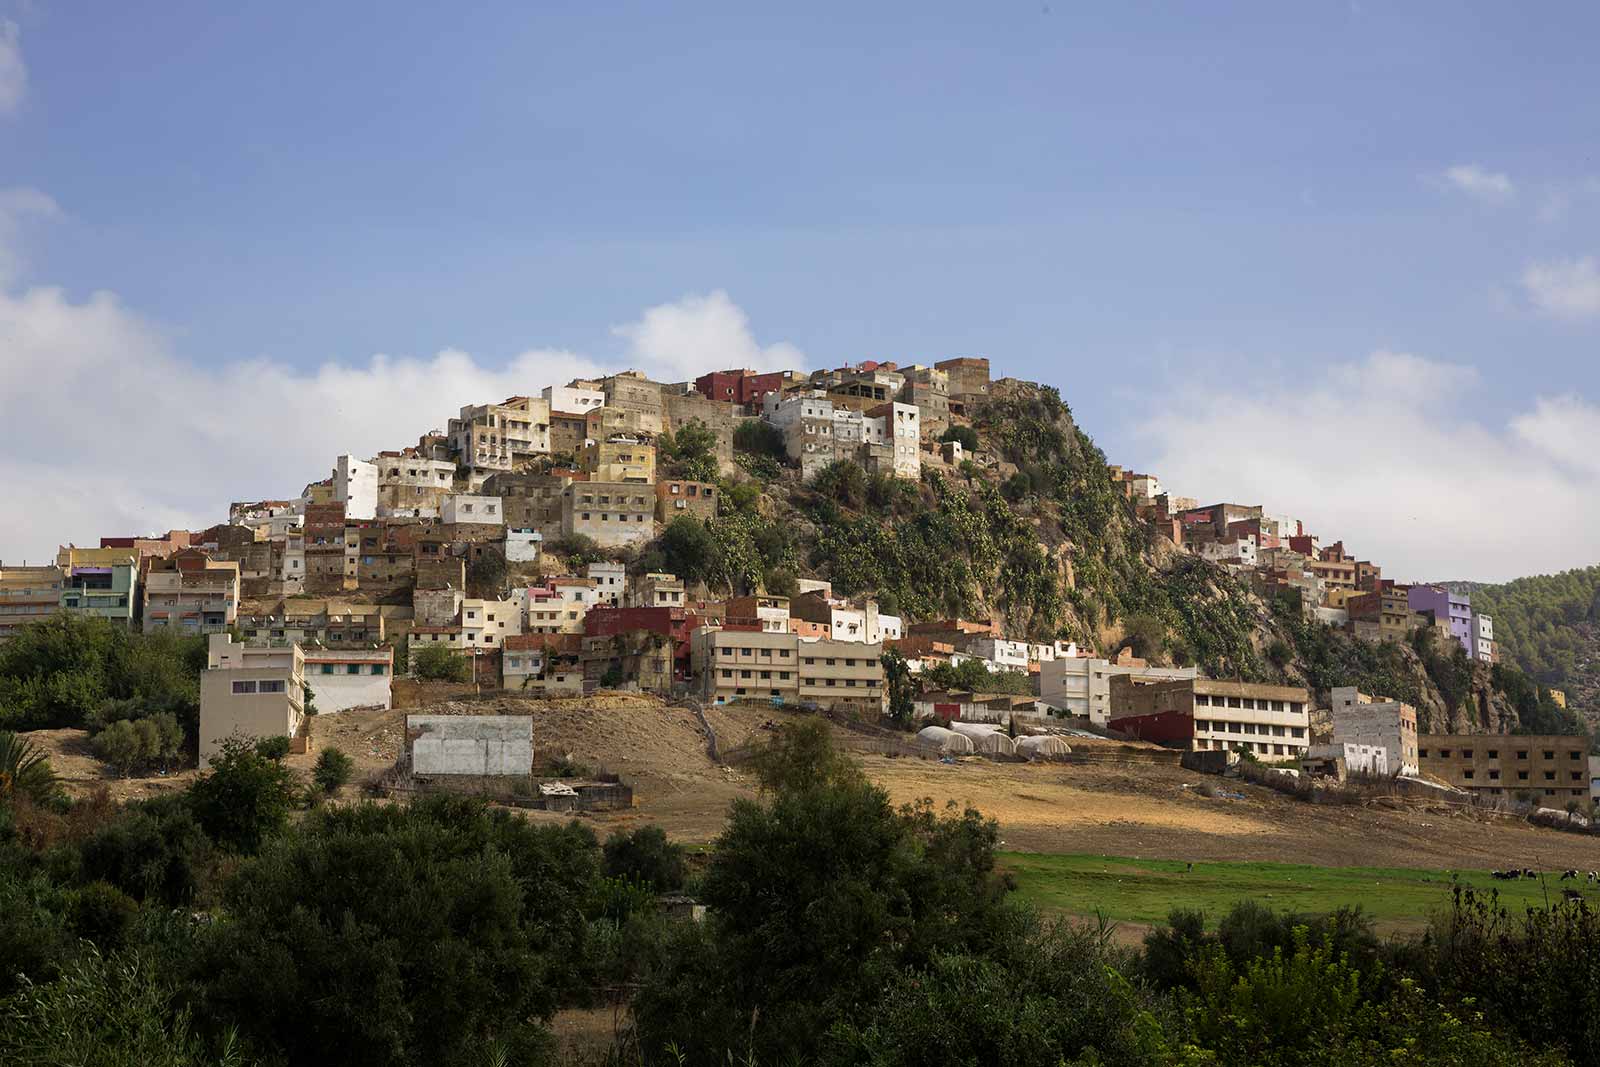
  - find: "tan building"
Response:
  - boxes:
[237,601,388,646]
[1109,676,1312,759]
[449,397,551,471]
[629,572,685,609]
[725,594,790,633]
[935,357,990,413]
[656,480,718,522]
[199,634,305,768]
[143,553,241,635]
[562,481,656,548]
[482,471,573,539]
[582,434,656,483]
[798,639,885,715]
[1347,590,1418,644]
[600,372,666,434]
[0,564,66,639]
[662,390,738,473]
[547,410,590,461]
[690,627,801,705]
[1419,734,1590,803]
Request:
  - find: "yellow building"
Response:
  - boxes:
[581,434,656,484]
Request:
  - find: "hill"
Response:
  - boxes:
[1449,567,1600,721]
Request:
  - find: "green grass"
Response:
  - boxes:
[1000,852,1592,931]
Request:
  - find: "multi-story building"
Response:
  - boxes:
[505,528,542,563]
[629,572,685,609]
[961,636,1030,671]
[441,494,504,526]
[373,451,455,518]
[1109,676,1312,759]
[899,366,950,439]
[198,634,305,768]
[461,597,522,650]
[547,410,591,461]
[481,471,572,539]
[797,638,885,714]
[333,455,379,520]
[143,553,240,635]
[1328,686,1418,775]
[725,594,790,633]
[935,356,990,414]
[865,402,921,479]
[448,397,551,472]
[1471,612,1496,663]
[1408,586,1473,656]
[693,368,788,411]
[237,601,388,646]
[588,561,625,606]
[600,372,666,434]
[1347,589,1418,644]
[561,481,655,548]
[582,434,656,483]
[59,559,138,626]
[302,647,393,713]
[790,590,881,643]
[1419,734,1589,803]
[662,390,738,472]
[526,578,596,635]
[690,627,802,705]
[0,564,66,639]
[655,479,718,523]
[766,392,836,478]
[502,633,584,694]
[1038,655,1197,724]
[542,383,606,416]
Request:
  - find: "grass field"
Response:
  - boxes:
[1000,852,1595,932]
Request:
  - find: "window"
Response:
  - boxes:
[1518,771,1529,780]
[1462,749,1473,759]
[1544,750,1556,760]
[1516,750,1528,759]
[1488,770,1500,780]
[321,664,335,675]
[1462,770,1474,780]
[1439,749,1451,758]
[1544,771,1555,781]
[347,664,361,675]
[231,680,258,694]
[259,680,286,694]
[1487,749,1498,759]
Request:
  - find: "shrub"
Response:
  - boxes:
[733,419,785,459]
[312,749,354,795]
[252,736,291,762]
[602,825,686,892]
[187,737,296,854]
[94,720,146,777]
[412,644,470,683]
[67,881,138,952]
[939,424,979,452]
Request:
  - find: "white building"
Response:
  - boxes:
[629,572,685,609]
[461,597,522,649]
[767,392,836,478]
[588,561,625,606]
[963,637,1030,671]
[334,455,379,521]
[879,614,903,641]
[543,383,606,415]
[303,648,393,712]
[881,402,921,479]
[1471,612,1494,662]
[1328,686,1418,775]
[442,494,504,526]
[1304,741,1388,777]
[505,528,542,563]
[1200,537,1258,567]
[1039,655,1198,725]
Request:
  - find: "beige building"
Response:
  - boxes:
[1419,734,1590,803]
[629,572,685,609]
[143,553,240,635]
[1109,676,1312,759]
[691,627,800,705]
[449,397,551,471]
[199,634,305,768]
[461,597,522,650]
[1328,686,1418,775]
[656,479,718,522]
[798,639,885,715]
[0,564,66,640]
[600,372,666,434]
[562,481,656,548]
[582,434,656,483]
[662,390,738,473]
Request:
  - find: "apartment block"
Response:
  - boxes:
[588,561,625,606]
[935,356,990,413]
[303,647,393,712]
[481,471,572,538]
[600,372,666,433]
[663,389,738,472]
[1419,734,1589,802]
[0,564,66,639]
[1328,686,1418,775]
[502,634,585,695]
[1110,676,1311,758]
[542,383,606,416]
[1039,655,1197,725]
[864,401,921,479]
[1347,589,1418,644]
[797,639,885,715]
[199,634,305,768]
[143,553,240,635]
[582,434,656,483]
[690,627,801,705]
[333,455,379,520]
[766,392,836,478]
[725,594,790,633]
[461,597,522,649]
[1408,585,1473,656]
[561,481,655,548]
[629,572,685,609]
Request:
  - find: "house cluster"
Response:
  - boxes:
[1108,476,1499,664]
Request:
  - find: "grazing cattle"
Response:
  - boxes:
[1589,871,1599,885]
[1562,889,1584,902]
[1490,869,1519,880]
[1523,868,1538,879]
[1562,869,1580,881]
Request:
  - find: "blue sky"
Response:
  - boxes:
[2,3,1598,580]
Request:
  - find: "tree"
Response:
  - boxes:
[94,720,147,778]
[810,460,868,510]
[602,825,686,891]
[152,712,185,771]
[0,730,58,804]
[764,567,800,600]
[253,735,290,761]
[547,533,604,570]
[939,424,979,452]
[659,419,720,482]
[659,515,722,589]
[313,748,354,795]
[186,737,296,854]
[412,644,470,683]
[881,649,916,730]
[733,419,785,459]
[1120,613,1167,661]
[467,551,507,598]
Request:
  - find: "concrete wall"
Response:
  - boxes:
[409,715,533,776]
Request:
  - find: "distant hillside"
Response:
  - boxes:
[1448,567,1600,718]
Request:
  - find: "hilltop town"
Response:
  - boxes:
[1,357,1588,807]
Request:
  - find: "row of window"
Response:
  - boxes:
[1196,721,1307,739]
[578,512,649,522]
[1195,739,1302,756]
[315,663,386,676]
[230,680,288,695]
[1195,694,1305,713]
[1461,769,1583,783]
[1423,748,1580,761]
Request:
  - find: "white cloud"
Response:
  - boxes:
[612,289,804,382]
[0,19,25,117]
[0,187,58,285]
[1436,163,1515,202]
[1134,350,1600,582]
[1521,256,1600,319]
[0,271,806,561]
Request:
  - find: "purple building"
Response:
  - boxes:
[1407,585,1472,656]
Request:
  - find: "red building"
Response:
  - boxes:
[693,369,788,410]
[583,605,714,678]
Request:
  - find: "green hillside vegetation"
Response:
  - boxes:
[1455,568,1600,712]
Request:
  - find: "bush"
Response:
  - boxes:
[252,736,290,762]
[312,748,354,795]
[602,826,687,892]
[187,737,296,854]
[939,424,979,452]
[411,644,470,683]
[67,881,138,952]
[733,419,785,459]
[78,795,214,906]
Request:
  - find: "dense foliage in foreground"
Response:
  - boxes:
[1,721,1596,1065]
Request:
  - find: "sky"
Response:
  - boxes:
[2,2,1598,582]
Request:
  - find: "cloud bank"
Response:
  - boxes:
[1135,350,1600,583]
[1437,163,1515,202]
[1522,256,1600,319]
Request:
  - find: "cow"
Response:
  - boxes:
[1490,869,1518,880]
[1561,869,1580,881]
[1589,871,1600,885]
[1523,868,1538,879]
[1563,889,1584,903]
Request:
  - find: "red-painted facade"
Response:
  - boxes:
[1108,708,1194,746]
[693,369,787,409]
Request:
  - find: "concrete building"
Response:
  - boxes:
[505,527,542,563]
[441,494,504,526]
[693,368,788,410]
[1347,589,1419,645]
[502,634,584,694]
[1039,655,1197,724]
[797,639,885,714]
[143,553,240,635]
[461,597,522,649]
[1110,676,1311,759]
[865,401,921,479]
[1328,686,1419,775]
[588,561,625,606]
[690,627,801,705]
[790,590,880,643]
[1471,612,1496,663]
[449,397,551,471]
[1301,742,1389,779]
[656,480,718,523]
[0,564,66,639]
[482,471,572,539]
[662,390,738,473]
[935,357,991,413]
[766,392,836,478]
[725,594,791,633]
[409,715,532,776]
[373,452,455,518]
[1419,734,1589,803]
[333,455,379,520]
[899,365,950,439]
[526,578,595,635]
[582,434,656,483]
[1408,585,1473,657]
[547,410,590,461]
[543,383,606,415]
[1199,538,1259,567]
[562,481,655,548]
[629,572,685,609]
[963,637,1031,671]
[199,634,305,769]
[303,647,394,712]
[600,372,666,434]
[59,559,138,626]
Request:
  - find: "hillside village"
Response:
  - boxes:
[1,357,1592,806]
